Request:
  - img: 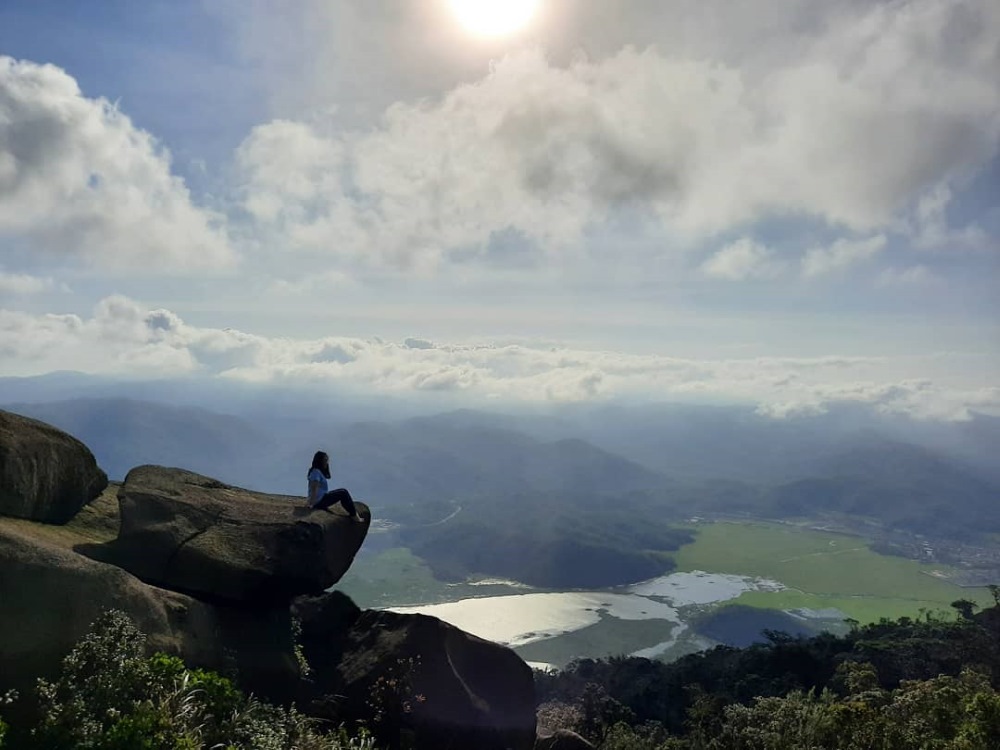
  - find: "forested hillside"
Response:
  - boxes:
[534,599,1000,748]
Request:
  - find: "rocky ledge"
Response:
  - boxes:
[80,464,369,605]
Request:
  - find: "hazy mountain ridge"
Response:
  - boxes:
[4,381,998,588]
[761,438,1000,537]
[1,396,671,502]
[4,398,278,484]
[5,393,996,529]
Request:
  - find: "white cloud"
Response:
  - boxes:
[0,270,59,296]
[801,235,887,278]
[233,0,1000,271]
[0,57,235,272]
[701,238,784,280]
[264,269,357,297]
[236,119,346,226]
[876,265,937,287]
[908,184,990,252]
[1,296,994,420]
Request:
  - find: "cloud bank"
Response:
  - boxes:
[2,296,995,421]
[235,0,1000,270]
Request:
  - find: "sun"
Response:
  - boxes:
[449,0,540,37]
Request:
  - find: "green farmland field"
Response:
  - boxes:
[674,521,993,622]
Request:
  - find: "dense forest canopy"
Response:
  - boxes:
[535,598,1000,748]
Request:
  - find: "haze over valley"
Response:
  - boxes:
[5,373,997,666]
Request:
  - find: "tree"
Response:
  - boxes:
[951,599,978,620]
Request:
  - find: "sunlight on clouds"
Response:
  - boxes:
[1,0,997,406]
[234,0,1000,273]
[448,0,539,37]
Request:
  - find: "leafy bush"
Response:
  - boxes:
[5,609,375,750]
[711,667,1000,750]
[599,721,684,750]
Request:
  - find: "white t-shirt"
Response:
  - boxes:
[307,467,328,505]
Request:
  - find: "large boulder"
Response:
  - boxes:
[0,409,108,523]
[0,523,298,700]
[80,465,369,605]
[294,592,537,750]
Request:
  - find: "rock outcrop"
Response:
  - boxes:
[81,465,369,605]
[0,515,300,702]
[295,591,537,750]
[2,524,209,693]
[0,411,541,749]
[0,409,108,523]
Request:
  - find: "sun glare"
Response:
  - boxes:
[449,0,539,37]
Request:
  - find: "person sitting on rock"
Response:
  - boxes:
[307,451,365,522]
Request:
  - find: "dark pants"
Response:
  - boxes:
[314,488,358,516]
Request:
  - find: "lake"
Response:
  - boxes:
[386,570,787,668]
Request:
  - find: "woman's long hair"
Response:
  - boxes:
[310,451,331,479]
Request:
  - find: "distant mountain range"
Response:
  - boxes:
[4,381,998,586]
[5,398,281,487]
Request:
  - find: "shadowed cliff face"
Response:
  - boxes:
[294,591,538,750]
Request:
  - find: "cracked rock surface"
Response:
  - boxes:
[79,465,369,605]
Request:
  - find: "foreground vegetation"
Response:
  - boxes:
[0,611,375,750]
[536,598,1000,749]
[4,601,1000,748]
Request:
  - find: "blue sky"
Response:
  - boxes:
[1,0,998,418]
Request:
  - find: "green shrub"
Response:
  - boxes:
[15,609,376,750]
[709,667,1000,750]
[598,721,684,750]
[0,689,17,749]
[97,702,201,750]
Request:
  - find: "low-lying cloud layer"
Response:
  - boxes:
[2,296,995,421]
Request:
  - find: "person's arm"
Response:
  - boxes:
[307,479,323,505]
